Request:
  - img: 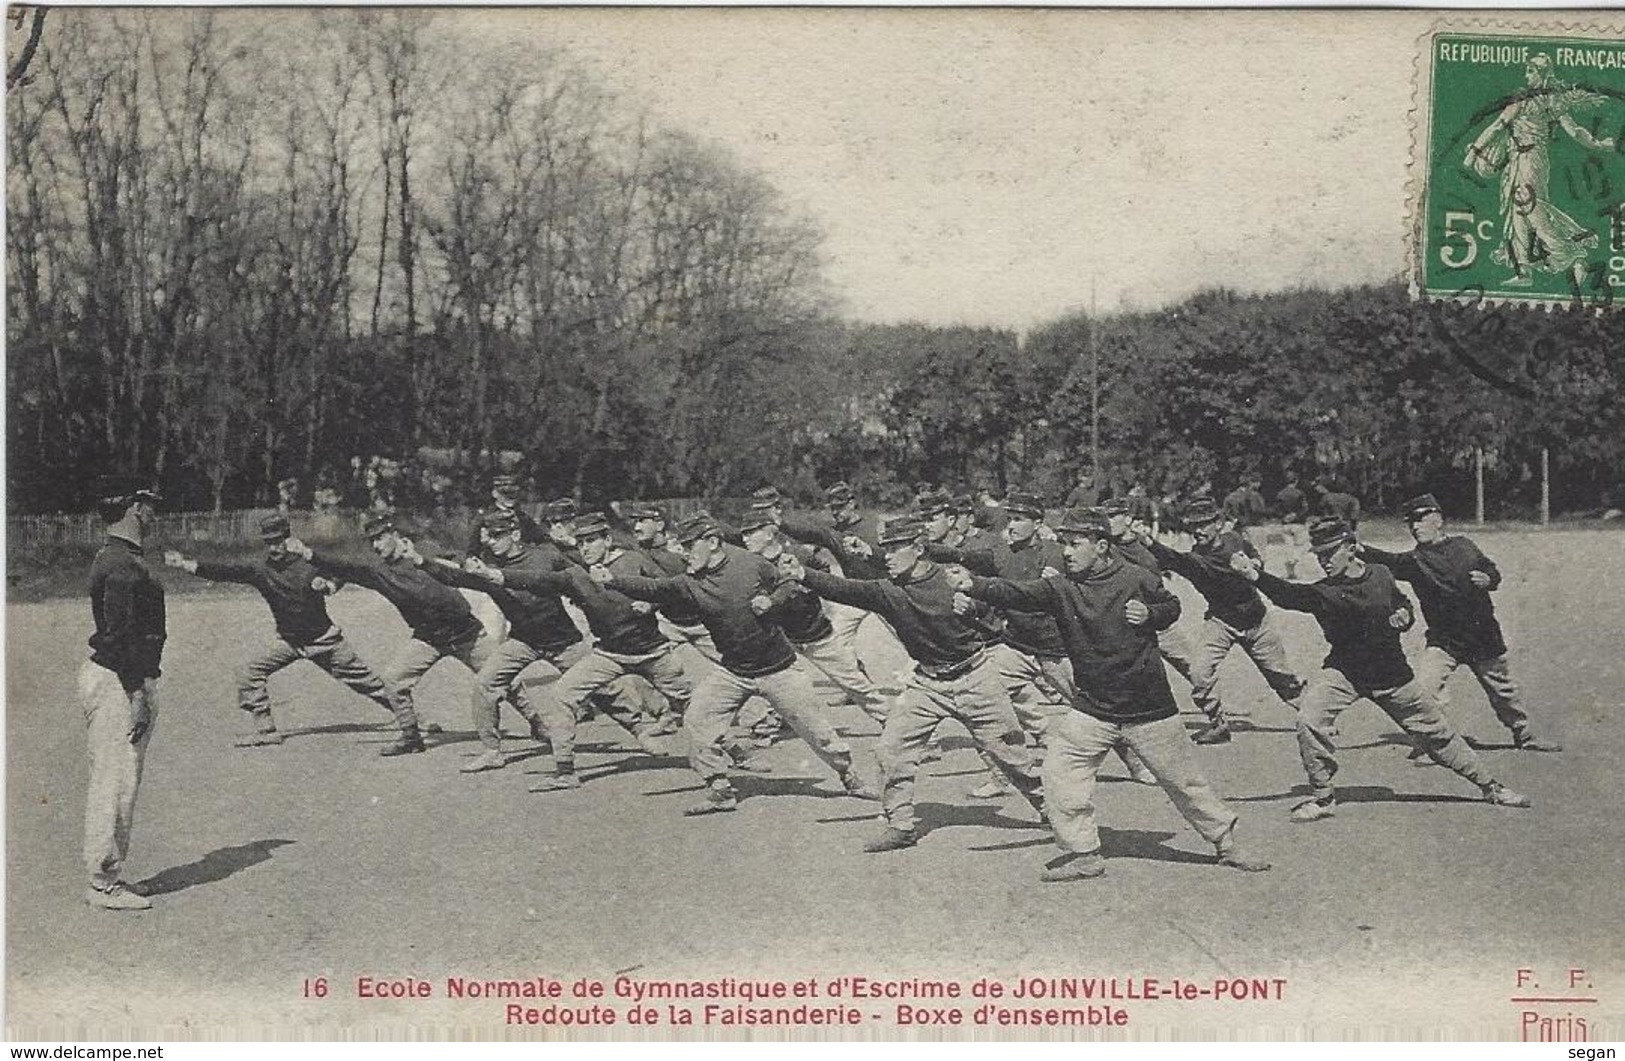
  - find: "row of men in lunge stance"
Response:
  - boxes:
[158,479,1557,883]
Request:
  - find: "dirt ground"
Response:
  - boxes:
[6,527,1623,1040]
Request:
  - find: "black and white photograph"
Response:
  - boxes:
[5,5,1623,1043]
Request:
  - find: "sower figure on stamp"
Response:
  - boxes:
[1231,517,1533,823]
[287,513,492,757]
[1144,497,1306,744]
[163,514,401,748]
[1360,493,1560,756]
[82,477,166,911]
[600,514,881,816]
[950,509,1271,882]
[738,507,893,727]
[778,518,1045,853]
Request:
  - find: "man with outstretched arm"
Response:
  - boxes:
[476,512,707,791]
[164,514,401,748]
[599,514,880,815]
[286,513,491,757]
[1360,493,1558,754]
[779,517,1045,853]
[738,507,892,725]
[950,509,1270,882]
[1145,497,1306,744]
[1230,516,1533,823]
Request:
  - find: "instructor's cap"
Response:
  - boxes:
[259,514,291,543]
[1402,493,1443,522]
[360,512,395,539]
[1181,497,1223,526]
[1003,491,1045,519]
[1308,516,1356,553]
[1053,508,1111,540]
[674,514,720,545]
[824,481,856,505]
[877,517,927,548]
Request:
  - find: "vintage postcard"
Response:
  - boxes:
[5,5,1623,1045]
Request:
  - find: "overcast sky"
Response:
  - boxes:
[465,9,1430,328]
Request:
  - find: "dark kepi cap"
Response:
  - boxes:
[491,473,520,492]
[751,485,783,505]
[877,517,927,548]
[674,514,720,545]
[621,501,666,522]
[1308,516,1356,553]
[1054,508,1111,539]
[1003,491,1045,519]
[915,488,951,516]
[544,498,579,523]
[1100,496,1131,516]
[824,481,856,504]
[481,508,520,535]
[950,494,975,515]
[738,505,778,533]
[572,512,611,538]
[360,512,395,539]
[1402,493,1443,522]
[1181,497,1222,526]
[259,514,291,542]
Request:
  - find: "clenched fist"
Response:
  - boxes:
[1124,598,1150,626]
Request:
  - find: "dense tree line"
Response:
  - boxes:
[8,11,1623,519]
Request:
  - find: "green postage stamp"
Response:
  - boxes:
[1413,24,1625,308]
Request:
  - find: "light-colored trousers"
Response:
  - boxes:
[475,638,651,749]
[879,656,1042,834]
[81,663,157,890]
[238,626,395,725]
[1190,615,1304,722]
[1297,669,1492,801]
[384,631,497,735]
[796,631,891,722]
[1044,711,1239,857]
[532,644,694,762]
[685,663,855,782]
[1418,646,1532,736]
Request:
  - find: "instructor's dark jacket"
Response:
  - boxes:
[89,535,167,690]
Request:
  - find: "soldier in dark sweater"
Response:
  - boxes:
[474,512,695,791]
[952,509,1270,882]
[929,492,1100,794]
[1231,517,1532,822]
[164,514,401,748]
[779,517,1044,853]
[603,515,879,815]
[1361,493,1559,753]
[81,478,166,910]
[287,513,491,756]
[1145,497,1307,744]
[426,508,618,773]
[739,509,892,724]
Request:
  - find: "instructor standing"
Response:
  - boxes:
[82,477,166,911]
